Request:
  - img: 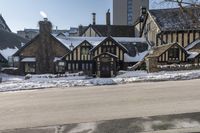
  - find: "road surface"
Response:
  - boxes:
[1,79,200,130]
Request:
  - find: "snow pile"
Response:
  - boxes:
[1,70,200,92]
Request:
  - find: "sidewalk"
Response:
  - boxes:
[140,127,200,133]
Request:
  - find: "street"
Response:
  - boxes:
[1,79,200,131]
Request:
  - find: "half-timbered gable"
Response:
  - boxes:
[148,43,188,64]
[91,37,128,61]
[136,7,200,48]
[62,40,94,73]
[90,37,129,75]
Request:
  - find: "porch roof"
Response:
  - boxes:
[21,57,36,62]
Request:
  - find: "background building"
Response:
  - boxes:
[113,0,149,25]
[17,27,79,40]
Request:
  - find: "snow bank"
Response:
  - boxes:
[1,70,200,92]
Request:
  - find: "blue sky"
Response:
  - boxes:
[0,0,112,33]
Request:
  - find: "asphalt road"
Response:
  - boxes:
[1,79,200,131]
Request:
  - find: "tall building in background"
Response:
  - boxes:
[113,0,149,25]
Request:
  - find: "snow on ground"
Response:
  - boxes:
[1,70,200,92]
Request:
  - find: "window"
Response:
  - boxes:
[81,47,90,55]
[102,46,116,54]
[85,63,89,70]
[127,0,133,25]
[68,63,71,70]
[168,48,179,60]
[58,62,65,66]
[25,63,36,73]
[82,64,85,70]
[8,56,14,67]
[76,63,79,70]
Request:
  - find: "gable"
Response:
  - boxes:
[64,40,93,61]
[158,43,188,62]
[91,37,128,61]
[82,26,100,37]
[14,34,70,57]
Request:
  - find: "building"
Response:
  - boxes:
[58,36,149,77]
[134,7,200,72]
[79,10,135,37]
[135,7,200,47]
[113,0,149,25]
[17,27,79,40]
[0,15,28,68]
[13,19,150,77]
[13,19,70,74]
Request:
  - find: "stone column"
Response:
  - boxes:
[145,57,159,73]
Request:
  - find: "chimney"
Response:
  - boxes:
[39,18,52,34]
[78,25,83,36]
[92,13,96,25]
[140,7,147,16]
[106,9,111,25]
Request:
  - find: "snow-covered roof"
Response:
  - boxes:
[0,47,18,60]
[54,57,61,62]
[185,39,200,51]
[114,37,146,43]
[54,36,106,50]
[0,30,28,60]
[21,57,36,62]
[124,51,149,62]
[187,52,199,59]
[149,7,200,31]
[54,36,150,63]
[54,36,147,51]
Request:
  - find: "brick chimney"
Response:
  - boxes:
[106,9,111,25]
[78,25,83,36]
[39,18,52,34]
[92,13,96,25]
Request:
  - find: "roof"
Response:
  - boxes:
[149,7,200,31]
[14,34,70,56]
[54,36,148,52]
[147,43,182,58]
[187,52,200,59]
[81,24,135,37]
[54,36,106,50]
[55,36,149,62]
[124,51,149,62]
[0,15,11,32]
[186,39,200,53]
[0,30,29,60]
[21,57,36,62]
